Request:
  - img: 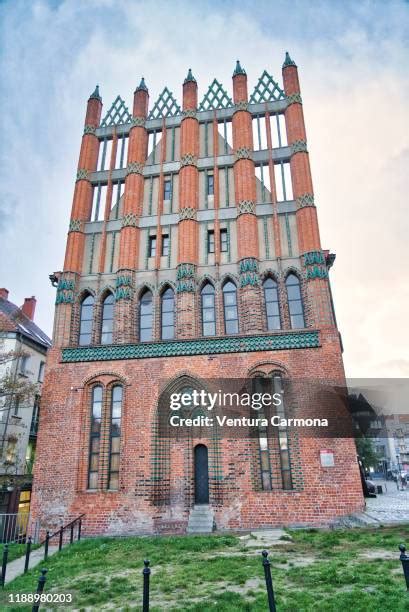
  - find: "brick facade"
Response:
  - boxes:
[30,55,364,536]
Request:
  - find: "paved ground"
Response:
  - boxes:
[364,479,409,524]
[4,544,58,585]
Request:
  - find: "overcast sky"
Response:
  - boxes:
[0,0,408,378]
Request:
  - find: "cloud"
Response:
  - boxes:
[0,0,408,377]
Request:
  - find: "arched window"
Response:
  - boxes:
[101,293,114,344]
[201,283,216,336]
[108,385,122,490]
[88,385,102,489]
[161,287,175,340]
[222,281,238,334]
[286,274,305,328]
[140,289,153,342]
[263,278,281,330]
[79,295,94,346]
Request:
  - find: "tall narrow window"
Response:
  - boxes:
[101,293,114,344]
[140,290,153,342]
[201,283,216,336]
[286,274,305,328]
[108,385,122,490]
[207,174,214,196]
[161,234,169,257]
[148,236,157,258]
[273,374,292,490]
[254,377,272,490]
[222,281,239,334]
[161,287,175,340]
[164,178,172,201]
[207,230,215,253]
[79,295,94,346]
[220,228,228,252]
[263,278,281,330]
[88,385,102,489]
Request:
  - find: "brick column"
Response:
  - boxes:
[54,86,102,347]
[282,53,334,328]
[232,61,263,334]
[176,69,199,338]
[114,78,149,343]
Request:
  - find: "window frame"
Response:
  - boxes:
[263,277,281,331]
[285,274,305,329]
[88,384,103,490]
[201,283,216,337]
[161,287,175,340]
[100,292,114,345]
[79,294,94,346]
[222,280,239,335]
[139,289,153,342]
[108,385,122,490]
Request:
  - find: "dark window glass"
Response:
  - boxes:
[207,230,215,254]
[222,281,238,334]
[285,274,305,328]
[108,385,122,490]
[101,293,114,344]
[149,236,157,258]
[220,229,228,252]
[139,290,153,342]
[164,179,172,200]
[162,234,169,257]
[263,278,281,330]
[88,385,102,489]
[207,174,214,196]
[161,288,175,339]
[201,283,216,336]
[79,295,94,346]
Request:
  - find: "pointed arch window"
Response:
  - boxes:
[201,283,216,336]
[285,274,305,328]
[79,295,94,346]
[222,281,238,334]
[88,385,102,489]
[263,278,281,330]
[108,385,122,490]
[161,287,175,340]
[140,289,153,342]
[101,293,114,344]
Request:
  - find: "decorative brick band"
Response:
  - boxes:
[237,200,255,216]
[182,109,197,119]
[234,147,253,161]
[239,257,260,287]
[126,162,144,176]
[302,251,328,280]
[115,275,133,301]
[122,213,138,228]
[178,207,197,221]
[131,116,146,127]
[76,169,89,182]
[55,278,75,305]
[62,330,320,362]
[83,124,97,135]
[176,262,196,292]
[296,193,315,208]
[180,154,198,167]
[291,140,308,155]
[286,93,302,106]
[234,101,248,113]
[68,219,82,233]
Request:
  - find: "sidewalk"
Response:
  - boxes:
[365,479,409,524]
[4,544,59,585]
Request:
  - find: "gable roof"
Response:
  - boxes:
[0,297,51,349]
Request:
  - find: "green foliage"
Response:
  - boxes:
[356,436,382,469]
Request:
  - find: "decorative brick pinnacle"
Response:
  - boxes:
[234,147,252,161]
[237,200,255,216]
[283,52,297,68]
[180,154,198,168]
[178,207,197,221]
[122,213,138,228]
[131,116,146,127]
[83,124,96,135]
[291,140,308,155]
[184,68,196,84]
[126,162,144,176]
[76,169,89,182]
[233,59,246,76]
[68,219,82,233]
[89,85,101,101]
[135,77,148,92]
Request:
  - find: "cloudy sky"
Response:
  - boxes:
[0,0,408,378]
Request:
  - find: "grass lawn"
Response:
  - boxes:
[0,543,40,564]
[1,526,409,611]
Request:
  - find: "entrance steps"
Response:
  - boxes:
[187,505,215,534]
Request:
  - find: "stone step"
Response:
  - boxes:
[187,505,215,534]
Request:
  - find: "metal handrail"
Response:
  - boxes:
[40,513,85,545]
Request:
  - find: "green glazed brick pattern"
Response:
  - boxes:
[61,331,320,363]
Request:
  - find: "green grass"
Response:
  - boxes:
[1,527,409,611]
[0,543,40,563]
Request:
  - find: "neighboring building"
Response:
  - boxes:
[31,54,364,536]
[0,289,51,524]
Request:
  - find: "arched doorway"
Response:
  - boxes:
[194,444,209,504]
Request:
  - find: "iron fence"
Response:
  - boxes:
[0,512,30,543]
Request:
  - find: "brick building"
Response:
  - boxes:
[30,54,364,535]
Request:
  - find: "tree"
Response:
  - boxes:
[355,436,381,472]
